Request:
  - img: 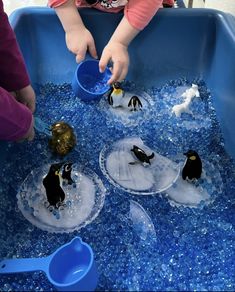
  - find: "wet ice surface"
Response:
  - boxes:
[166,159,223,207]
[99,88,154,127]
[100,136,222,204]
[0,79,234,291]
[100,137,180,194]
[17,163,106,233]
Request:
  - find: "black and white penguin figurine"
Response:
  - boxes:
[108,82,124,107]
[128,95,143,111]
[129,145,155,165]
[182,150,202,180]
[43,163,65,208]
[62,162,74,185]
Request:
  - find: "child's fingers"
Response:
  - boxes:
[24,94,36,113]
[75,44,87,63]
[76,52,86,63]
[27,127,35,141]
[10,91,17,98]
[18,118,35,142]
[99,52,111,73]
[15,87,36,113]
[27,117,35,141]
[107,60,123,85]
[88,40,98,59]
[118,64,128,82]
[26,99,36,113]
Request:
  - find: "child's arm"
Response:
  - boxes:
[54,0,97,62]
[99,0,162,84]
[99,16,139,85]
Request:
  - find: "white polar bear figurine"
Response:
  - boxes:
[182,84,200,99]
[172,84,200,117]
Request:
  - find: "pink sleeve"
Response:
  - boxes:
[48,0,68,8]
[0,87,32,141]
[163,0,175,6]
[124,0,163,31]
[48,0,87,8]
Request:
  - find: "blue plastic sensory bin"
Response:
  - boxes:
[0,6,234,291]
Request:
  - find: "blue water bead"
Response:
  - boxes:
[3,283,11,292]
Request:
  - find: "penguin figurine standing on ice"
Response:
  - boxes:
[43,163,65,208]
[108,82,124,108]
[182,150,202,180]
[129,145,155,165]
[62,162,74,185]
[128,95,143,111]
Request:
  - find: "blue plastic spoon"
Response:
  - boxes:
[34,116,52,136]
[0,237,98,291]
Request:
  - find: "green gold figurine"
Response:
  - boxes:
[49,121,76,156]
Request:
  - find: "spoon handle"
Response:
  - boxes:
[0,256,51,274]
[34,116,51,137]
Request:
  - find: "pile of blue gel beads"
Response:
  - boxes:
[0,78,234,291]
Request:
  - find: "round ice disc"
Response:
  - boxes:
[98,90,154,127]
[99,137,180,195]
[17,163,106,233]
[165,158,223,208]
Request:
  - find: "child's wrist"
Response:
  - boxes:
[65,23,86,34]
[55,1,85,34]
[109,37,129,48]
[108,39,128,49]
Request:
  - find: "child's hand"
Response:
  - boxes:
[15,85,36,113]
[8,90,35,142]
[19,117,35,142]
[99,41,129,85]
[65,28,98,63]
[12,85,35,142]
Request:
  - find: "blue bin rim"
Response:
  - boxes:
[9,6,235,36]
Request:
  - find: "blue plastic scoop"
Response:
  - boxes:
[72,59,111,101]
[0,237,98,291]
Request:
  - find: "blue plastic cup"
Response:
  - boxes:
[72,59,111,101]
[0,237,98,291]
